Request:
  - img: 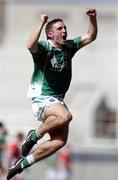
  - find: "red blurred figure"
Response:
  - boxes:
[6,132,24,180]
[56,145,72,180]
[0,121,8,175]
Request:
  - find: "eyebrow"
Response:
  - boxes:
[57,25,67,29]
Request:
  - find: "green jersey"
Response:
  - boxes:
[27,36,81,98]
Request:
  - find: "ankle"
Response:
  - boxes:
[31,129,41,142]
[21,154,35,169]
[35,129,42,139]
[21,158,30,169]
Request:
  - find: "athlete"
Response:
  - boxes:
[7,8,97,179]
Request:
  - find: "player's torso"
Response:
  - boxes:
[30,40,77,98]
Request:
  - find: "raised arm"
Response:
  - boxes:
[79,8,98,48]
[27,14,48,53]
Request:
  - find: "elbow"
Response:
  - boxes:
[90,33,97,42]
[93,31,98,40]
[92,34,97,41]
[86,31,98,44]
[92,29,98,41]
[27,43,38,53]
[27,44,32,51]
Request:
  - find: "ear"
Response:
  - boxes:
[47,31,54,39]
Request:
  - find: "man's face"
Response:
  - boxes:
[48,21,67,48]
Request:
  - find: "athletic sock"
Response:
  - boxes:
[21,155,35,169]
[35,129,41,139]
[21,158,30,169]
[31,129,41,142]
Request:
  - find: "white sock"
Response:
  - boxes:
[26,154,35,166]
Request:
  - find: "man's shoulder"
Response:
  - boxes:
[65,36,81,49]
[65,39,74,47]
[38,40,52,51]
[66,36,81,45]
[38,40,47,47]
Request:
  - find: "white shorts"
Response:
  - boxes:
[31,96,65,121]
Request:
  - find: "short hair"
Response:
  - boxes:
[45,18,63,39]
[16,132,24,141]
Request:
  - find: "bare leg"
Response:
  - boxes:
[21,103,72,158]
[33,124,69,162]
[6,109,70,180]
[38,103,72,136]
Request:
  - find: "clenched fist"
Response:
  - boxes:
[86,8,96,17]
[40,14,48,25]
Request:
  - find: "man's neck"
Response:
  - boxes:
[48,39,62,49]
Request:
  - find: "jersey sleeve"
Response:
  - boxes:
[73,36,81,49]
[30,40,47,64]
[66,36,81,57]
[31,40,47,55]
[38,40,47,53]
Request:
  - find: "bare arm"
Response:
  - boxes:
[27,14,48,53]
[79,8,98,48]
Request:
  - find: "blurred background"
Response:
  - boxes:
[0,0,118,180]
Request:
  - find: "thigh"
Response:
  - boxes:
[32,96,68,121]
[45,103,72,120]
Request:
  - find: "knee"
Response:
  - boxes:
[57,139,67,149]
[57,132,68,149]
[60,112,72,125]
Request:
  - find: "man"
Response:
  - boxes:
[7,8,97,179]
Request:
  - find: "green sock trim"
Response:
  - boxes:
[34,129,41,140]
[22,159,30,169]
[31,130,40,142]
[31,131,37,142]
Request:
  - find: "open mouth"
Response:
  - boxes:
[62,34,67,41]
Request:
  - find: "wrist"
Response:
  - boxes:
[89,15,97,21]
[39,21,45,27]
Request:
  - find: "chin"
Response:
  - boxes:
[62,40,66,44]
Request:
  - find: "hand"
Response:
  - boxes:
[40,14,48,24]
[86,8,96,17]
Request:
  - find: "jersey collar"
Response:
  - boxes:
[48,40,62,50]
